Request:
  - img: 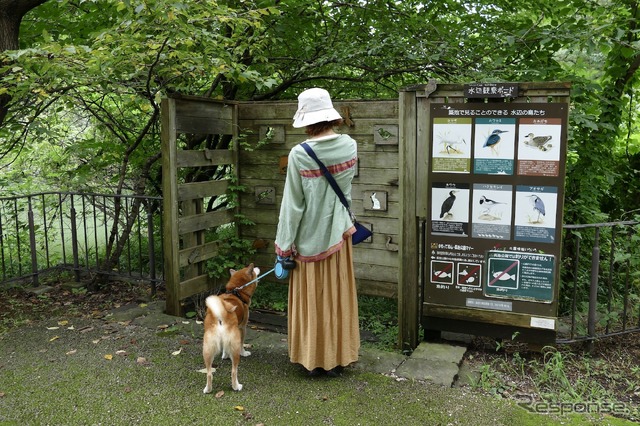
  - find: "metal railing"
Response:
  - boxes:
[0,192,163,293]
[1,191,638,345]
[558,220,640,345]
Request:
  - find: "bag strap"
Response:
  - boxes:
[300,142,353,217]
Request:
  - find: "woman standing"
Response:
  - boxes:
[275,88,360,377]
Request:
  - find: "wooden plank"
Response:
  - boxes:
[423,304,541,329]
[416,95,432,217]
[181,198,204,280]
[241,211,399,238]
[178,180,229,201]
[238,100,399,120]
[175,99,235,134]
[356,279,398,298]
[179,241,220,268]
[353,248,399,268]
[240,150,399,169]
[177,149,234,168]
[175,117,234,135]
[354,263,398,283]
[161,98,182,316]
[179,274,214,299]
[175,98,234,119]
[398,90,420,351]
[178,209,235,235]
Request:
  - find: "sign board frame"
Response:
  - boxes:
[422,98,569,342]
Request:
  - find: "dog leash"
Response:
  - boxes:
[232,267,276,292]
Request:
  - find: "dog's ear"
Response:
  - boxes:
[229,268,237,276]
[246,263,255,277]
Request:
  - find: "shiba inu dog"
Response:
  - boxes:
[203,264,260,392]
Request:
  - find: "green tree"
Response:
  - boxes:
[1,0,639,226]
[1,0,280,276]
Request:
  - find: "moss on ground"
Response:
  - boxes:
[0,317,633,425]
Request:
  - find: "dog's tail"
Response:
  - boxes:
[205,295,236,325]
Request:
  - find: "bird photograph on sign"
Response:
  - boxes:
[514,190,557,227]
[436,130,468,155]
[474,192,511,223]
[440,190,459,219]
[517,122,562,162]
[432,186,469,223]
[523,132,553,151]
[483,129,509,155]
[473,120,516,161]
[527,194,546,224]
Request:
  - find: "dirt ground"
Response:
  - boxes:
[1,279,639,421]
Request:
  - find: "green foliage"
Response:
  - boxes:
[358,295,399,350]
[204,220,256,280]
[1,0,639,225]
[251,281,288,312]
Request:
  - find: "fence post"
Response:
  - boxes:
[27,197,39,287]
[70,195,80,282]
[147,208,156,296]
[587,227,600,351]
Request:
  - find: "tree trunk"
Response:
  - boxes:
[0,0,49,125]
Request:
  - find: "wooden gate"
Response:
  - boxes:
[399,82,571,350]
[161,95,239,316]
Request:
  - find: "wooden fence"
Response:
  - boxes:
[237,99,401,299]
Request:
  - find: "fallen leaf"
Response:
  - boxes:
[92,339,101,344]
[66,350,77,356]
[181,321,190,325]
[242,412,253,420]
[139,303,148,308]
[234,406,244,411]
[46,327,59,331]
[157,324,169,330]
[124,386,132,393]
[115,350,127,356]
[179,340,189,345]
[0,392,5,398]
[58,320,68,326]
[171,348,182,356]
[67,325,74,330]
[78,326,94,333]
[196,320,203,325]
[49,336,59,342]
[136,357,148,365]
[215,390,224,398]
[104,354,113,360]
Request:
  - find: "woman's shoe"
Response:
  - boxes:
[308,367,325,377]
[326,366,343,377]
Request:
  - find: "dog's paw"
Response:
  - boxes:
[240,350,251,357]
[233,383,243,391]
[221,351,228,359]
[203,385,212,394]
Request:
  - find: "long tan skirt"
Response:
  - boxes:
[288,239,360,371]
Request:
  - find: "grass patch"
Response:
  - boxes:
[252,281,401,351]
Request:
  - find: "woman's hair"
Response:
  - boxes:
[305,119,343,136]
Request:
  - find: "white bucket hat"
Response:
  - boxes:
[292,88,342,128]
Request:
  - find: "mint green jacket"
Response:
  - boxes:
[275,134,357,262]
